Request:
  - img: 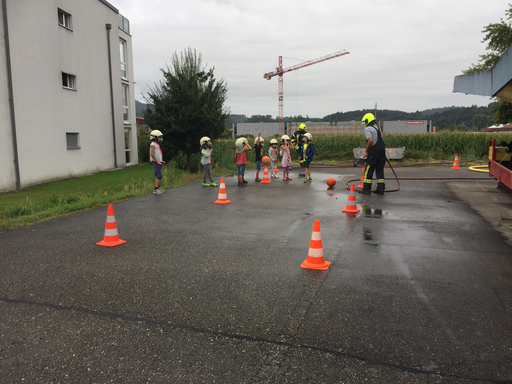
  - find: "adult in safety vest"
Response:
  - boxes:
[291,123,307,154]
[359,113,386,195]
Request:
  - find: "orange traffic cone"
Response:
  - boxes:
[301,220,331,270]
[97,204,126,247]
[451,153,460,170]
[274,166,279,176]
[260,165,271,184]
[357,167,365,189]
[214,177,231,204]
[342,184,361,213]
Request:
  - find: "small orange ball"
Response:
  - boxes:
[262,156,270,165]
[326,177,336,187]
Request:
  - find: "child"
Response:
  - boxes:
[149,130,166,194]
[235,137,252,187]
[254,131,264,182]
[200,136,218,187]
[280,134,292,181]
[300,132,314,183]
[269,138,279,178]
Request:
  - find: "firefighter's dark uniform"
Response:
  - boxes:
[362,121,386,194]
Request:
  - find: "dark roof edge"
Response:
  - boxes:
[99,0,119,13]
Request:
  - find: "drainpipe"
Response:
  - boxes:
[3,0,21,190]
[106,23,117,168]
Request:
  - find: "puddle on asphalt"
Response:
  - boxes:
[361,204,384,218]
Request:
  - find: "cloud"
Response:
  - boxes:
[113,0,510,117]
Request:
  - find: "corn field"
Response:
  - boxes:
[142,132,512,172]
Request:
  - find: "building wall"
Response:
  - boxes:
[0,0,137,192]
[0,2,17,191]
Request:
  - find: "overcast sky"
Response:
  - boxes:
[111,0,510,118]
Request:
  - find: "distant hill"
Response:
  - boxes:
[135,100,147,116]
[135,100,497,130]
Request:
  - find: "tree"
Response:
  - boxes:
[464,4,512,123]
[143,47,229,172]
[471,114,490,129]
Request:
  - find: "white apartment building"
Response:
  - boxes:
[0,0,137,192]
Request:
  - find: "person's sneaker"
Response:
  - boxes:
[287,177,292,180]
[210,182,218,187]
[202,183,210,187]
[238,182,246,187]
[157,187,165,193]
[153,188,163,195]
[243,179,248,184]
[255,178,262,182]
[308,178,312,182]
[304,178,308,183]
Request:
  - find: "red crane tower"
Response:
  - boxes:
[263,50,350,136]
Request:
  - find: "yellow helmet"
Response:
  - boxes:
[361,113,375,127]
[299,123,307,130]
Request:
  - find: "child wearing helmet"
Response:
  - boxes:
[300,132,314,183]
[269,138,279,178]
[280,135,292,181]
[254,131,264,182]
[200,136,218,187]
[149,130,165,194]
[235,137,252,187]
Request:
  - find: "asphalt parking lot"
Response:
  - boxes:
[1,165,512,383]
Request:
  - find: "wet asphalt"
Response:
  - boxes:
[1,166,512,383]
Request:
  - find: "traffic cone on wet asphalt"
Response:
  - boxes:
[214,177,231,204]
[451,153,461,170]
[342,184,361,213]
[300,220,331,271]
[357,167,365,189]
[96,204,126,247]
[260,165,271,184]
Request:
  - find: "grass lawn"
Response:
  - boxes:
[0,163,235,232]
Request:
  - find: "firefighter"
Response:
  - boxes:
[291,123,307,155]
[359,113,385,195]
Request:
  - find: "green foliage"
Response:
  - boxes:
[464,4,512,74]
[137,133,151,163]
[491,100,512,124]
[143,47,230,172]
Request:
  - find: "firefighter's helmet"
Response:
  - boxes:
[299,123,307,130]
[235,137,247,149]
[362,113,376,127]
[254,136,265,145]
[200,136,211,146]
[269,138,278,145]
[281,135,290,142]
[150,130,163,140]
[303,132,313,142]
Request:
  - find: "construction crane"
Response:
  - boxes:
[263,50,350,136]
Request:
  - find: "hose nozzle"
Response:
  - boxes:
[353,157,365,167]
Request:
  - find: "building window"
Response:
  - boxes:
[124,128,132,164]
[62,72,76,90]
[120,39,127,78]
[66,133,80,149]
[58,9,72,30]
[118,14,130,34]
[122,84,129,122]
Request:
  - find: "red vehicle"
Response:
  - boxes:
[136,117,150,135]
[488,138,512,190]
